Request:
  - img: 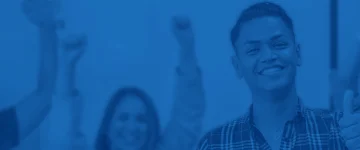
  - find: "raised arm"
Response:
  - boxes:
[16,0,60,142]
[0,0,60,148]
[156,16,206,150]
[14,25,58,144]
[59,34,88,150]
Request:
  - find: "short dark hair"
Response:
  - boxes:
[230,2,295,48]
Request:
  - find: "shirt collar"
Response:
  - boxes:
[245,98,305,126]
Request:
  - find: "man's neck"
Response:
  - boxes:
[251,85,298,130]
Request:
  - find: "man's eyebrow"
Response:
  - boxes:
[271,34,284,40]
[243,34,285,45]
[244,40,261,45]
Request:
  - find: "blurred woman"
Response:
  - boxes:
[94,87,160,150]
[61,16,206,150]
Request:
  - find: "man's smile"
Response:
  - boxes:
[258,65,286,75]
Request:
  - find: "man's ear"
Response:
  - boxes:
[231,56,243,79]
[296,44,302,66]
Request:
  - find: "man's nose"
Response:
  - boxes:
[260,46,277,63]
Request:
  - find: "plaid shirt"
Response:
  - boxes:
[197,101,348,150]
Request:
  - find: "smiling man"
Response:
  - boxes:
[197,2,348,150]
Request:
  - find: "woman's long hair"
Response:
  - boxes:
[94,87,160,150]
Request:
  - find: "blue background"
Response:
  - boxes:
[0,0,359,149]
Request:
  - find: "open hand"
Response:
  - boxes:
[61,34,87,66]
[339,90,360,149]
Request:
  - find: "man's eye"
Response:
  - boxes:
[247,48,259,55]
[273,42,288,49]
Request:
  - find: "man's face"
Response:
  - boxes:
[232,16,301,92]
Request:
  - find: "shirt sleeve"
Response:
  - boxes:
[329,111,348,150]
[156,66,206,150]
[40,93,86,150]
[0,107,19,149]
[196,134,210,150]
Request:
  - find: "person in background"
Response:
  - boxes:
[0,0,60,149]
[94,87,161,150]
[59,16,206,150]
[197,2,360,150]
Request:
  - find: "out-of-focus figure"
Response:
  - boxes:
[0,0,60,149]
[39,34,86,150]
[59,15,206,150]
[94,87,160,150]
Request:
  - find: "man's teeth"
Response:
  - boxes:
[261,67,283,74]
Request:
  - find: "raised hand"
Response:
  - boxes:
[60,34,88,149]
[339,90,360,150]
[61,34,87,67]
[171,15,198,71]
[55,33,87,102]
[172,16,195,50]
[22,0,63,28]
[157,15,205,150]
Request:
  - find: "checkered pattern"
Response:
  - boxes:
[197,102,348,150]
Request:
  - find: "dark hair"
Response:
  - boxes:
[94,87,160,150]
[230,2,295,48]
